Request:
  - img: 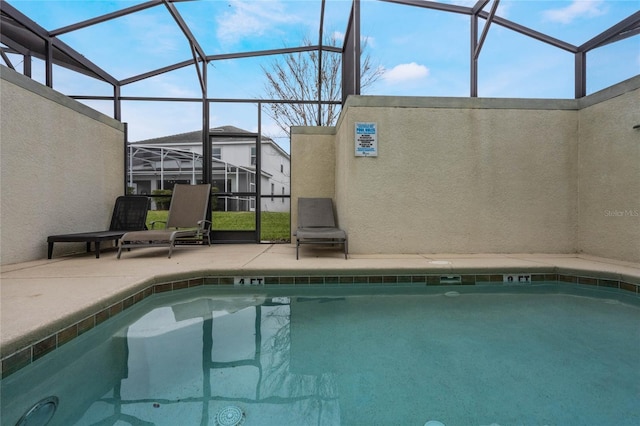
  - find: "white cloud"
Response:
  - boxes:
[217,0,299,43]
[542,0,607,24]
[361,35,376,48]
[383,62,430,84]
[332,31,345,43]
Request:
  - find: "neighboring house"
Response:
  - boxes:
[128,126,290,213]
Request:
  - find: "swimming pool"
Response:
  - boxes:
[2,283,639,425]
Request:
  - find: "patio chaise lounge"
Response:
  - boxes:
[47,195,150,259]
[295,197,348,260]
[117,184,211,259]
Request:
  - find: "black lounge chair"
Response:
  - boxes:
[117,184,211,259]
[295,197,348,259]
[47,195,150,259]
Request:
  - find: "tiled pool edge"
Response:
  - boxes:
[2,271,639,379]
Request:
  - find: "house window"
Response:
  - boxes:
[280,163,284,173]
[213,147,221,160]
[282,187,285,203]
[251,147,256,166]
[271,183,274,201]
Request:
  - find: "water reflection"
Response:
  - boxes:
[75,296,340,425]
[4,290,638,425]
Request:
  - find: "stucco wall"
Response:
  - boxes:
[1,67,125,264]
[334,98,579,254]
[291,77,639,261]
[290,127,336,237]
[577,80,640,262]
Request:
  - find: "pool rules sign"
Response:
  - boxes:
[355,122,378,157]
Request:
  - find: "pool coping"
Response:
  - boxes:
[2,263,639,379]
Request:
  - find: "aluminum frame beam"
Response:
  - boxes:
[378,0,582,99]
[0,47,14,69]
[120,45,340,87]
[342,0,361,103]
[3,0,639,110]
[478,11,577,53]
[162,0,207,93]
[0,1,118,85]
[473,0,500,60]
[574,52,587,99]
[471,0,490,15]
[579,10,640,51]
[318,0,326,125]
[380,0,578,53]
[207,45,341,61]
[49,1,165,36]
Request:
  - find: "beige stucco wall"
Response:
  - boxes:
[334,98,579,254]
[290,127,336,236]
[291,77,639,260]
[1,66,125,264]
[577,80,640,262]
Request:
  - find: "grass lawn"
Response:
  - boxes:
[146,211,290,242]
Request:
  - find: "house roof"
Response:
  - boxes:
[131,125,253,144]
[131,125,290,159]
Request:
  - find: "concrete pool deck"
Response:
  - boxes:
[1,243,639,375]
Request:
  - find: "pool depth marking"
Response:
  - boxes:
[234,277,265,286]
[503,274,532,283]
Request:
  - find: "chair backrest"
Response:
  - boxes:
[109,196,150,231]
[298,198,337,228]
[166,184,212,228]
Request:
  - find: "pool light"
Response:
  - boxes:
[16,396,58,426]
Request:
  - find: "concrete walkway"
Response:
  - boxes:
[2,243,639,362]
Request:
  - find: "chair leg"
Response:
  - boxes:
[48,242,54,259]
[296,240,299,260]
[95,242,101,258]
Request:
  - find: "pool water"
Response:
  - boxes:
[2,284,639,425]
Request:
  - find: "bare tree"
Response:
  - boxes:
[261,33,383,137]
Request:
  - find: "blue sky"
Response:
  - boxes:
[4,0,640,149]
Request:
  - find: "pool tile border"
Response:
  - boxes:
[2,272,638,379]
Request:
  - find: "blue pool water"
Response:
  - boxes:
[2,284,639,425]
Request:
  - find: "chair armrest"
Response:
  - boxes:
[150,220,167,229]
[197,220,212,231]
[196,220,212,240]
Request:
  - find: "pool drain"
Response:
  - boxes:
[16,396,59,426]
[215,405,245,426]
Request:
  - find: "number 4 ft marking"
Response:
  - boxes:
[234,277,265,286]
